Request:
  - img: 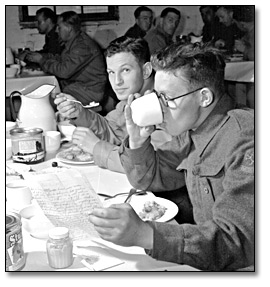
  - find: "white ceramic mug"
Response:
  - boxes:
[10,64,21,76]
[130,92,163,127]
[6,138,12,160]
[6,180,32,211]
[44,131,61,152]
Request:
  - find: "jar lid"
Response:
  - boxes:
[10,127,43,136]
[48,227,69,239]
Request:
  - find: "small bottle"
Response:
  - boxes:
[46,227,73,269]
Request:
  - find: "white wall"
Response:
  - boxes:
[5,5,204,51]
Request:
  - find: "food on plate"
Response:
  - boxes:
[58,145,93,162]
[138,200,167,221]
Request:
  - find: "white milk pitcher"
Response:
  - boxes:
[10,84,57,132]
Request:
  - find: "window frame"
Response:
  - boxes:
[18,5,119,28]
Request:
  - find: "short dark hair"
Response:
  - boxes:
[59,11,81,31]
[199,5,218,13]
[233,6,255,22]
[134,6,153,19]
[105,36,150,65]
[151,43,226,95]
[161,7,181,18]
[36,7,57,24]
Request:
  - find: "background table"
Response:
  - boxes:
[224,61,254,107]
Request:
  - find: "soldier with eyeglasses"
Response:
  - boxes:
[89,42,254,271]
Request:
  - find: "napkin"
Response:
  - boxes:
[73,243,124,271]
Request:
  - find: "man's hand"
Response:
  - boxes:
[25,52,43,64]
[214,39,225,49]
[54,93,82,120]
[125,93,156,149]
[89,203,153,249]
[234,39,245,53]
[72,127,100,154]
[17,50,30,61]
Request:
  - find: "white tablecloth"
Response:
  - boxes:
[6,156,199,272]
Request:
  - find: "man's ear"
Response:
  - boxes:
[142,62,152,79]
[200,88,214,107]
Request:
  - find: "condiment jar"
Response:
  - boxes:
[46,227,73,269]
[10,127,45,164]
[6,212,26,271]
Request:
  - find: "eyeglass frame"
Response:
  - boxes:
[153,87,204,107]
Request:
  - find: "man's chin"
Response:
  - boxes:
[115,93,129,101]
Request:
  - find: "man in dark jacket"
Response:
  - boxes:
[199,5,224,44]
[124,6,153,39]
[35,7,64,55]
[18,7,64,67]
[27,11,112,111]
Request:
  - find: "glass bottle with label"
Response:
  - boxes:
[46,227,73,269]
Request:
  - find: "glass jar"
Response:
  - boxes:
[10,127,45,164]
[46,227,73,269]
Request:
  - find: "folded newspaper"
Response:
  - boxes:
[23,167,103,240]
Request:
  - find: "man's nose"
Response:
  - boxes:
[115,74,123,85]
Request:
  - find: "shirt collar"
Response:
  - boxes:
[156,25,173,43]
[190,94,236,157]
[46,25,57,38]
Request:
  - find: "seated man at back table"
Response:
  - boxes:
[18,7,64,70]
[199,5,224,45]
[144,7,181,55]
[26,11,113,113]
[215,6,245,53]
[124,6,153,39]
[25,7,64,56]
[89,43,254,271]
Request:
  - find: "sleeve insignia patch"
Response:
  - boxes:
[241,149,254,173]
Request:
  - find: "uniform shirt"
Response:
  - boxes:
[144,26,174,54]
[201,18,225,44]
[125,24,146,38]
[40,31,108,105]
[71,101,172,173]
[119,94,254,271]
[217,23,245,52]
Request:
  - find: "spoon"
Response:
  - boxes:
[66,99,99,109]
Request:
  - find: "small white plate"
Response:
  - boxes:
[22,69,45,76]
[56,149,94,165]
[104,193,178,222]
[131,197,178,222]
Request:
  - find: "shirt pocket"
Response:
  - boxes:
[197,162,225,220]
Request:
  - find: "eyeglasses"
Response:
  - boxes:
[154,87,204,108]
